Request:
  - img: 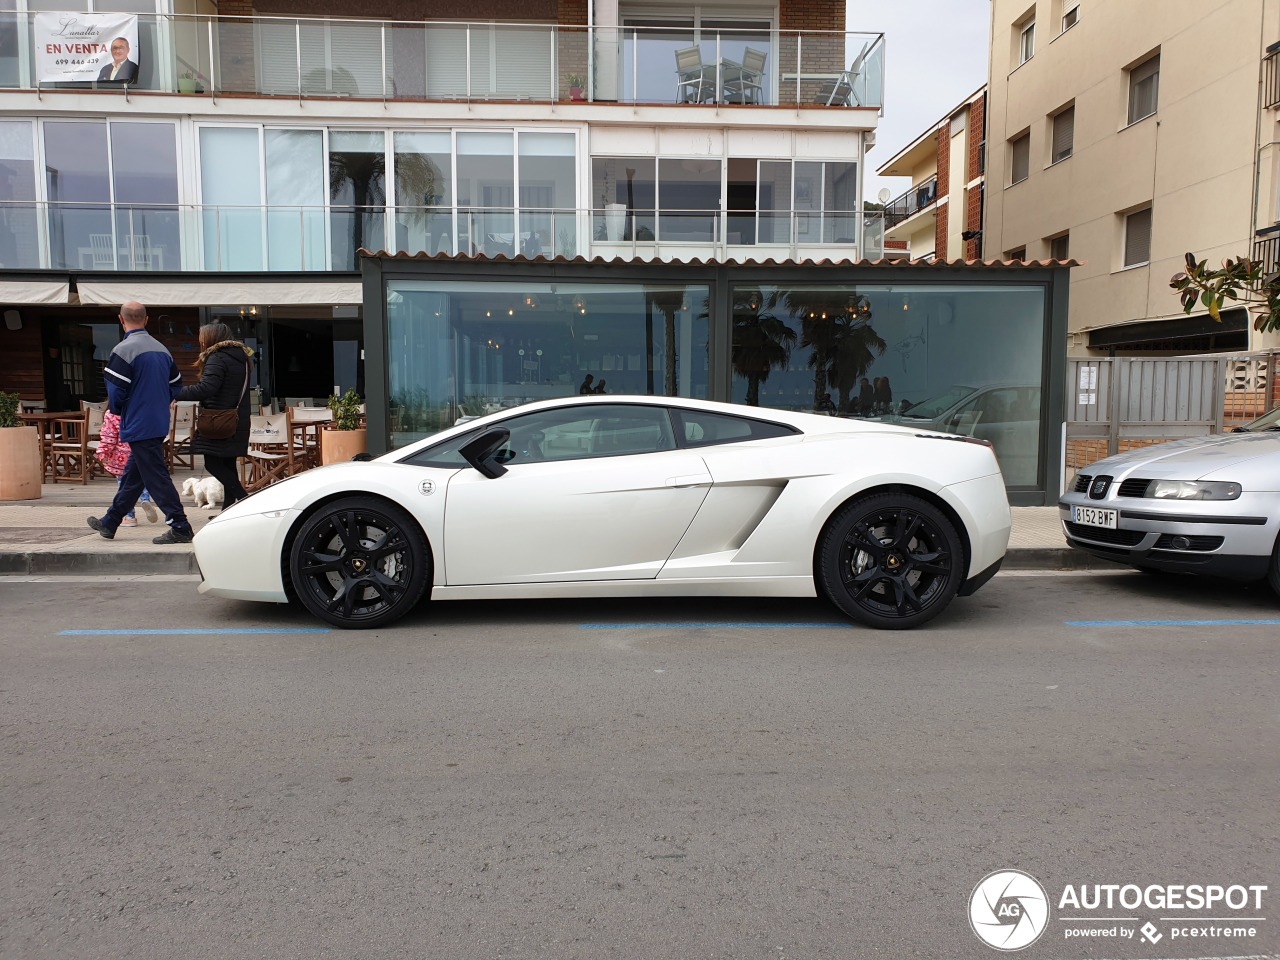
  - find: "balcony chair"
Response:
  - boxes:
[724,47,767,104]
[88,233,116,269]
[49,410,92,484]
[675,46,716,104]
[816,42,869,107]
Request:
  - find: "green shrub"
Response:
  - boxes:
[326,389,363,431]
[0,391,20,429]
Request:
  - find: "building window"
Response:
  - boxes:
[1051,106,1074,163]
[1010,134,1030,184]
[1124,207,1152,267]
[1019,18,1035,65]
[1006,246,1026,261]
[1050,233,1069,260]
[0,121,38,269]
[1061,4,1079,31]
[1128,54,1160,125]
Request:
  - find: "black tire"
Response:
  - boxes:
[1269,539,1280,598]
[817,492,965,630]
[289,496,430,629]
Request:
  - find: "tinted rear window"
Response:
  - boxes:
[672,409,799,448]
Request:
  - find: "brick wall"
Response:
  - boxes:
[934,121,949,259]
[964,95,984,260]
[779,0,846,103]
[557,0,587,98]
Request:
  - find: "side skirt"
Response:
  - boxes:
[432,576,817,602]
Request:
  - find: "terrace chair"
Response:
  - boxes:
[81,400,109,478]
[724,47,767,104]
[165,401,197,471]
[241,410,308,491]
[816,42,869,107]
[49,410,91,484]
[289,405,333,469]
[675,46,716,104]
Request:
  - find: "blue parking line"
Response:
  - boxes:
[1065,619,1280,627]
[59,628,331,636]
[580,622,850,629]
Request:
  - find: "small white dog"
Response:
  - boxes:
[182,475,225,509]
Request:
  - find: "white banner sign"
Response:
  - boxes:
[35,13,140,85]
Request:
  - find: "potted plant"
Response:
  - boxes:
[320,389,367,465]
[0,391,42,500]
[565,73,586,101]
[178,70,205,94]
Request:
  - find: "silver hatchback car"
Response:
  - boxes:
[1059,407,1280,592]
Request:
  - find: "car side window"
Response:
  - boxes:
[402,405,678,468]
[672,409,799,447]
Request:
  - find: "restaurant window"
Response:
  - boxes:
[730,283,1046,485]
[385,279,709,446]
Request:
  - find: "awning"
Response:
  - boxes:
[75,280,363,306]
[1087,307,1247,348]
[0,279,70,304]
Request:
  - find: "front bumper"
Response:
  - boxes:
[193,508,295,602]
[1058,495,1276,581]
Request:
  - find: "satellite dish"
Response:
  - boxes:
[877,187,892,204]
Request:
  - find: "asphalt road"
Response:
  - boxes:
[2,571,1278,960]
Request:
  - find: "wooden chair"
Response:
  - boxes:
[49,410,92,484]
[81,401,108,479]
[241,410,308,491]
[165,401,197,471]
[289,406,333,469]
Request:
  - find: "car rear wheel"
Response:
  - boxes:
[289,497,430,629]
[818,493,965,630]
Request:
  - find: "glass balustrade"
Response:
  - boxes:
[0,202,870,271]
[0,12,882,109]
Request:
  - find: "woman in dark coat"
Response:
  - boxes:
[178,323,253,511]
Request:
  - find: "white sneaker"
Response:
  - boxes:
[140,501,159,523]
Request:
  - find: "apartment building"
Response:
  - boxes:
[876,86,986,263]
[983,0,1280,355]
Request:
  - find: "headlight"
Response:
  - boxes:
[1146,480,1241,500]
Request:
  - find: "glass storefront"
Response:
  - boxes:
[386,279,709,447]
[729,283,1045,486]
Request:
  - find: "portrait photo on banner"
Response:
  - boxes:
[34,12,140,85]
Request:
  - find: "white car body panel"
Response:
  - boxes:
[193,396,1013,611]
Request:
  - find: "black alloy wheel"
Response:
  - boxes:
[818,492,965,630]
[289,496,430,629]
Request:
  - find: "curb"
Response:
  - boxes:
[0,546,1109,577]
[0,551,199,575]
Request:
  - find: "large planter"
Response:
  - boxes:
[604,202,627,242]
[0,426,42,500]
[320,427,367,465]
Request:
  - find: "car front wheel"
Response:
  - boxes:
[289,496,430,629]
[818,493,965,630]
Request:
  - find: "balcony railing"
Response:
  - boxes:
[1254,235,1280,279]
[0,12,883,110]
[0,201,868,273]
[883,175,938,229]
[1265,44,1280,111]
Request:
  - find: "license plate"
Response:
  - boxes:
[1072,505,1117,529]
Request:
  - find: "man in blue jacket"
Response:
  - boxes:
[87,302,194,544]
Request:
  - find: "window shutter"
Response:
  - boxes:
[493,26,553,99]
[1125,208,1152,266]
[426,24,469,98]
[257,20,301,94]
[1052,106,1073,163]
[1050,234,1069,260]
[1011,134,1029,183]
[327,22,387,97]
[1128,55,1160,124]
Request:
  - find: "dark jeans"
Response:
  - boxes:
[102,437,191,533]
[202,454,248,509]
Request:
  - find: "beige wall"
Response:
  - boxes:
[985,0,1276,353]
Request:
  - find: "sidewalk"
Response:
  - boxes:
[0,471,1098,576]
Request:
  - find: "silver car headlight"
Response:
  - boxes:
[1146,480,1242,501]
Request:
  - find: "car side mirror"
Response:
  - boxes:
[460,428,511,479]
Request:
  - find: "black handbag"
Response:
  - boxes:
[196,360,249,440]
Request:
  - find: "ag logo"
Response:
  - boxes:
[418,479,436,496]
[969,869,1050,951]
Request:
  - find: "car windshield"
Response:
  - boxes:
[1241,407,1280,431]
[900,385,976,419]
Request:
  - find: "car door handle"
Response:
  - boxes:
[665,473,713,488]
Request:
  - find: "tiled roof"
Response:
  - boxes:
[359,249,1080,269]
